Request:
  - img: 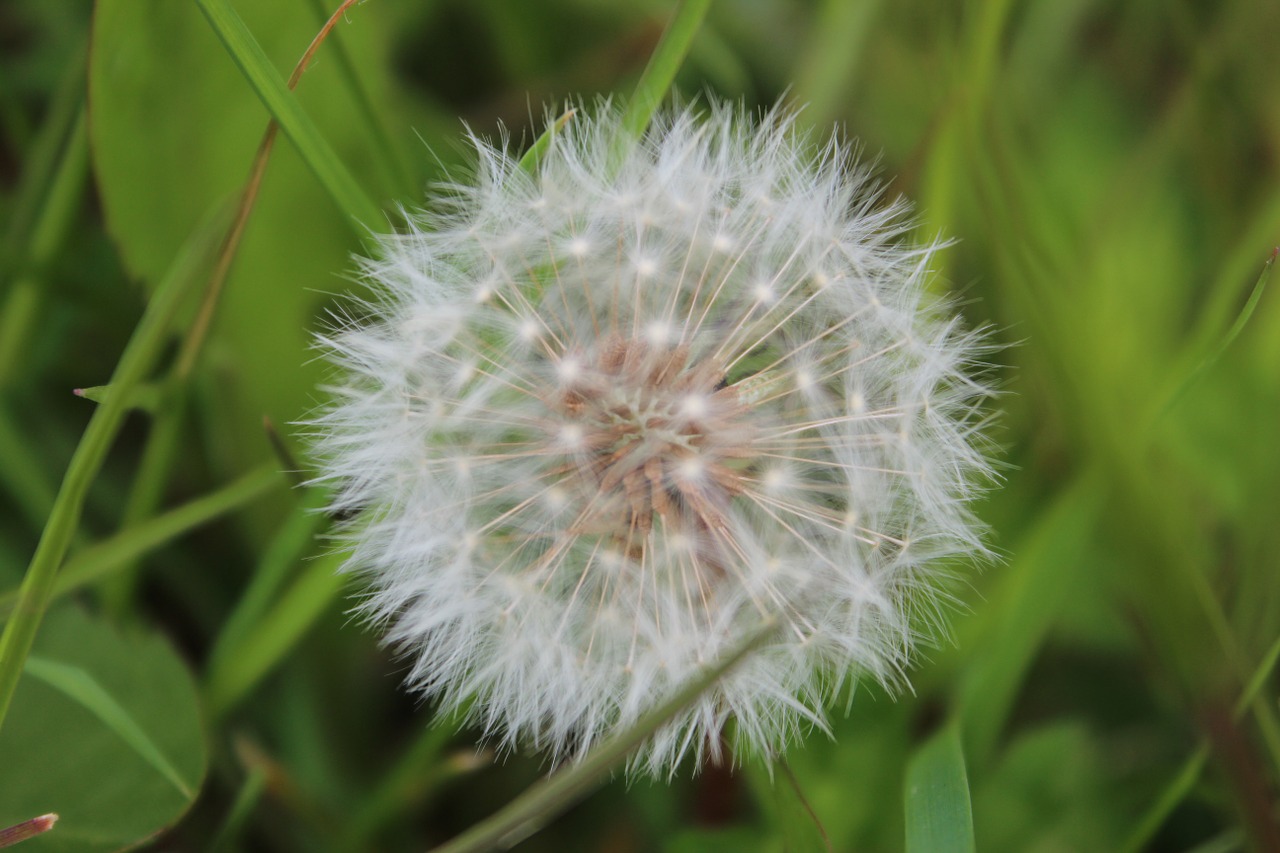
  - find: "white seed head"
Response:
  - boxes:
[309,101,995,777]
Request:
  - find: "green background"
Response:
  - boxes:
[1,0,1278,849]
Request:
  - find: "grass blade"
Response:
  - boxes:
[204,549,346,719]
[1121,632,1280,852]
[192,0,384,228]
[0,464,283,618]
[518,108,577,174]
[619,0,714,141]
[1155,249,1274,421]
[0,210,228,733]
[905,723,976,853]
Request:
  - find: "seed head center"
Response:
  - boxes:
[550,335,754,545]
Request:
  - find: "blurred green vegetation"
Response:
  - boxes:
[1,0,1278,849]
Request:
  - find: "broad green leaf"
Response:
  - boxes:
[904,724,975,853]
[0,606,205,852]
[23,657,191,799]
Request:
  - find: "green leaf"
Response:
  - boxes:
[904,724,975,853]
[23,657,191,799]
[0,607,205,852]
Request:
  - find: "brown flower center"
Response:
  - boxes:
[548,335,755,550]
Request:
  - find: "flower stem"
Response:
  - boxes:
[431,620,777,853]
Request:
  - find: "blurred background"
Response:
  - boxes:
[1,0,1278,849]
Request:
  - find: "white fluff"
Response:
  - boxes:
[308,102,994,776]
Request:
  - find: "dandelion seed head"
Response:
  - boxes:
[309,101,996,776]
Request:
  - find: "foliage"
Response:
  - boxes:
[1,0,1278,849]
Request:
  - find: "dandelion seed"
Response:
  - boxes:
[309,102,995,776]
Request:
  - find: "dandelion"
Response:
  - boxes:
[310,102,994,775]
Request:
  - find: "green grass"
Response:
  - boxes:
[1,0,1278,849]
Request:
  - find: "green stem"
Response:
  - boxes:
[0,213,226,733]
[0,464,282,619]
[619,0,714,142]
[193,0,384,228]
[431,620,776,853]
